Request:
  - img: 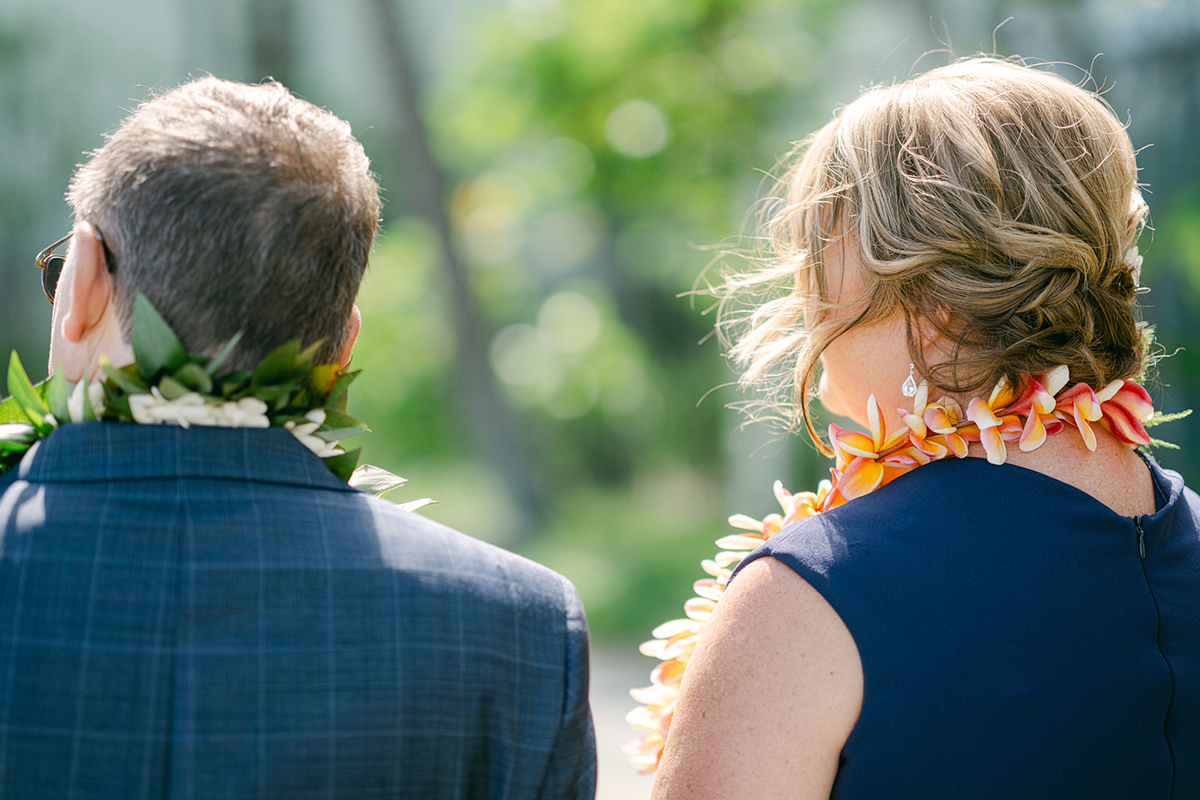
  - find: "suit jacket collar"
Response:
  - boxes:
[10,422,356,492]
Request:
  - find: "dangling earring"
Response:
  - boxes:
[901,363,918,398]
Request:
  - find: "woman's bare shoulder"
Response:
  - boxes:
[651,556,863,800]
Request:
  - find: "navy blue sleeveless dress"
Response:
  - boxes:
[733,455,1200,799]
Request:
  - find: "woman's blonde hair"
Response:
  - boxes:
[721,57,1149,453]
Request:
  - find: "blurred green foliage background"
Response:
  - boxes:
[1,0,1199,644]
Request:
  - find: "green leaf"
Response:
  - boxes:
[0,395,29,424]
[101,358,148,394]
[174,362,214,394]
[157,375,190,400]
[316,408,369,442]
[252,341,301,387]
[322,447,361,482]
[0,452,24,475]
[308,363,340,399]
[250,385,291,411]
[0,445,33,462]
[205,331,244,377]
[8,352,50,430]
[324,370,359,413]
[104,390,132,420]
[79,367,97,422]
[221,371,253,396]
[348,464,408,498]
[1145,436,1181,451]
[46,371,69,424]
[132,294,187,378]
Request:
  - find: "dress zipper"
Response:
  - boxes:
[1135,516,1146,560]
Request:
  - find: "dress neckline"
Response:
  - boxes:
[880,451,1180,524]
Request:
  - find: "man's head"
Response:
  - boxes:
[52,77,379,380]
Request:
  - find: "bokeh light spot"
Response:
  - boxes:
[489,323,562,395]
[717,34,778,93]
[604,99,669,159]
[461,202,523,265]
[538,291,602,354]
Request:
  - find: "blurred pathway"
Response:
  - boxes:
[590,646,656,800]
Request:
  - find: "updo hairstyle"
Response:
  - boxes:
[722,57,1149,451]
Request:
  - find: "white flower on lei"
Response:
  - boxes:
[284,408,344,458]
[123,389,340,457]
[66,380,107,423]
[211,397,272,428]
[127,389,271,430]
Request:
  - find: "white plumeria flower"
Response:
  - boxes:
[284,410,342,457]
[291,421,321,438]
[176,397,218,427]
[128,392,157,425]
[126,388,215,429]
[89,383,106,415]
[316,441,345,458]
[124,382,330,453]
[213,401,246,426]
[294,431,344,458]
[236,396,270,420]
[212,397,270,428]
[158,392,212,427]
[145,388,201,428]
[67,380,107,423]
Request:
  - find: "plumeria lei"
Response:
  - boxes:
[0,294,431,509]
[624,365,1188,773]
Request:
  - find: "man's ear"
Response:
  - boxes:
[61,221,114,344]
[336,304,361,368]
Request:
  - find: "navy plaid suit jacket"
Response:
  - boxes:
[0,423,595,799]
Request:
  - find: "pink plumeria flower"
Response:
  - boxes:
[1097,379,1154,446]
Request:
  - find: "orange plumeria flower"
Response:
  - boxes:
[829,395,916,503]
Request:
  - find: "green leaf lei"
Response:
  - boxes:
[0,295,431,510]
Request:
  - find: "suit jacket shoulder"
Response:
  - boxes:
[361,491,576,613]
[0,424,596,800]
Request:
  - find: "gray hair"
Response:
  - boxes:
[68,77,380,371]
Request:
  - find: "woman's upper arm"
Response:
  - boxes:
[650,556,863,800]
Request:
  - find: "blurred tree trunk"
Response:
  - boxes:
[369,0,546,534]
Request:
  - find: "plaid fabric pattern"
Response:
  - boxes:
[0,423,595,799]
